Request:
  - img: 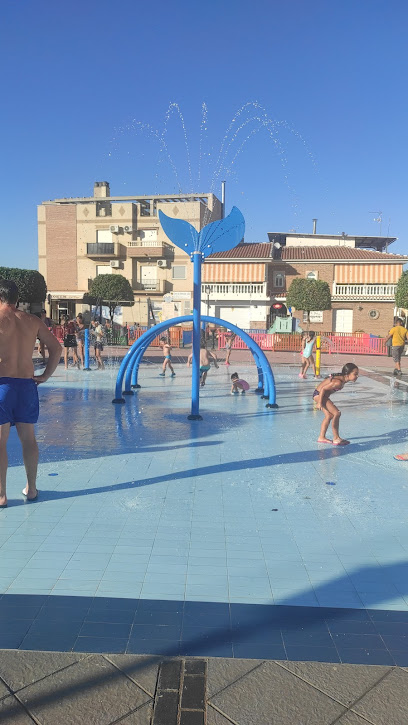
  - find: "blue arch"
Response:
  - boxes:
[113,316,278,409]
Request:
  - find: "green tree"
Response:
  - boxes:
[395,270,408,309]
[0,267,47,304]
[286,278,331,324]
[87,274,134,322]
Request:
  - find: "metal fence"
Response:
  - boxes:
[217,331,388,356]
[127,326,183,347]
[51,325,388,356]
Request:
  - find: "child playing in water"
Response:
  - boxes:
[187,343,219,386]
[299,331,317,378]
[313,363,359,446]
[224,332,236,366]
[159,337,175,377]
[230,372,250,394]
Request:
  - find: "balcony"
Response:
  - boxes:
[201,283,268,300]
[86,242,121,258]
[133,279,172,295]
[127,240,174,259]
[333,283,397,300]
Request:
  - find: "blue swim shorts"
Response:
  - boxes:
[0,378,39,426]
[200,365,211,372]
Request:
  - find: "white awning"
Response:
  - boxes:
[49,292,85,300]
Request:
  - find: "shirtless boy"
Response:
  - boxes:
[0,280,62,507]
[187,343,219,386]
[159,337,175,377]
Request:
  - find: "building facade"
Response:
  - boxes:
[202,231,407,335]
[38,182,222,325]
[201,243,273,328]
[38,189,406,335]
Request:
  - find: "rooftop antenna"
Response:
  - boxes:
[369,211,382,236]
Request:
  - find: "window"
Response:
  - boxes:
[96,202,112,217]
[306,271,318,280]
[273,272,285,288]
[96,229,112,244]
[172,265,187,280]
[139,229,158,241]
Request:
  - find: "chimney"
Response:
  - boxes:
[312,218,317,234]
[221,181,226,219]
[94,181,110,198]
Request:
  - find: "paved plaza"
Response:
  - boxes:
[1,352,408,722]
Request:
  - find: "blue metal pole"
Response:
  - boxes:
[252,349,264,393]
[113,318,190,403]
[83,328,91,371]
[130,343,149,389]
[113,314,278,409]
[189,252,202,420]
[113,346,136,403]
[125,342,149,392]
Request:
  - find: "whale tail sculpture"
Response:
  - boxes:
[158,204,246,420]
[159,206,245,257]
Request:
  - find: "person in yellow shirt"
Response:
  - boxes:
[385,318,408,377]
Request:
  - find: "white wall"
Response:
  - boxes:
[285,235,355,248]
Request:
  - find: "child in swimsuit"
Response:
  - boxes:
[159,338,175,377]
[230,372,250,394]
[224,332,236,366]
[312,363,359,446]
[299,331,317,379]
[187,344,219,386]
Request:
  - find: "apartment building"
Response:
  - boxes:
[38,181,222,325]
[201,243,273,328]
[203,230,407,335]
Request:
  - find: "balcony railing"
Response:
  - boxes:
[333,283,397,299]
[201,283,267,299]
[128,240,172,249]
[87,243,115,256]
[133,280,170,294]
[126,241,173,258]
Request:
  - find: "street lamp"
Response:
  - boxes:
[204,285,216,348]
[204,285,211,317]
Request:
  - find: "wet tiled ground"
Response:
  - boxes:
[1,357,408,663]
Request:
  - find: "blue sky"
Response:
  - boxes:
[1,0,407,269]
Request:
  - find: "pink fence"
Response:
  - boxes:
[217,332,387,356]
[128,326,183,347]
[325,335,387,355]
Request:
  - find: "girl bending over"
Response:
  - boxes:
[313,363,359,446]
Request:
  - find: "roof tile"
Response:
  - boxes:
[208,243,272,259]
[281,246,408,261]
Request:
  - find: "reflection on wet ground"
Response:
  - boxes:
[1,360,408,661]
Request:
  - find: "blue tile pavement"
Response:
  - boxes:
[0,364,408,663]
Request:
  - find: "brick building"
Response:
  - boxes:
[203,230,407,335]
[201,243,273,328]
[38,187,406,335]
[38,181,222,325]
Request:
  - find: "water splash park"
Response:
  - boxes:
[2,106,408,720]
[1,347,408,667]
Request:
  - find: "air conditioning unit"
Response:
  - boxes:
[123,225,133,233]
[110,260,121,268]
[110,225,120,233]
[157,260,167,268]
